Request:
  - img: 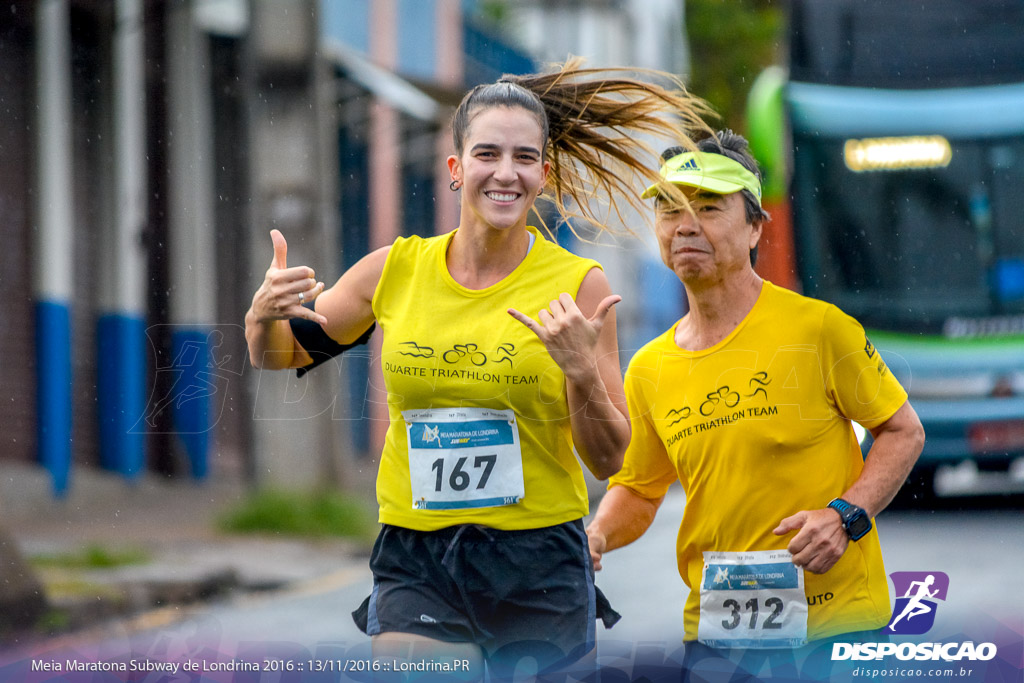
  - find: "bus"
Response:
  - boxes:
[747,0,1024,499]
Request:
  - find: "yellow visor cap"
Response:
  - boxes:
[641,151,762,205]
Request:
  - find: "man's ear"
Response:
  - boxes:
[749,217,765,251]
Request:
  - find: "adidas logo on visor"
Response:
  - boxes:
[641,151,763,203]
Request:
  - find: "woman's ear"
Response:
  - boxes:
[447,155,461,184]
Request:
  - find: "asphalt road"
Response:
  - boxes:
[594,487,1024,645]
[6,488,1023,681]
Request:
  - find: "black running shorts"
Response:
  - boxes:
[352,519,618,676]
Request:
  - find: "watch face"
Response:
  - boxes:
[849,515,871,539]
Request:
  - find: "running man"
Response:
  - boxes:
[586,130,925,673]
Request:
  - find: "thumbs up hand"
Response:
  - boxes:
[251,229,327,325]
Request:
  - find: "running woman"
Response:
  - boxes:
[245,58,711,679]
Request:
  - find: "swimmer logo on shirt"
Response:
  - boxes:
[887,571,949,635]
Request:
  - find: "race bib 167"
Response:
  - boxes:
[403,407,525,511]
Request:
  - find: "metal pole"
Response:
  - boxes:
[97,0,149,479]
[34,0,75,496]
[167,0,217,478]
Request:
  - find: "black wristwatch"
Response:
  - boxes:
[827,498,872,541]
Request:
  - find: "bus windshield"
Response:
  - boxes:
[791,133,1024,334]
[783,0,1024,337]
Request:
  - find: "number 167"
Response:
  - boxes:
[431,454,496,492]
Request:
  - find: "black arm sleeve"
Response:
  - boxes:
[289,305,375,378]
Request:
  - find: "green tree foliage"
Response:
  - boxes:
[685,0,785,132]
[475,0,513,30]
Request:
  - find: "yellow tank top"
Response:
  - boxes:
[371,226,601,531]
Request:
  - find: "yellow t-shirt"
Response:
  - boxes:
[610,281,908,642]
[371,226,600,531]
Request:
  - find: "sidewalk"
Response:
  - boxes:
[1,463,370,639]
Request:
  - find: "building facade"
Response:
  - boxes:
[0,0,534,499]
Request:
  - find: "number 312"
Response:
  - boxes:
[721,597,785,630]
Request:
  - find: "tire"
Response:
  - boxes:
[891,464,938,509]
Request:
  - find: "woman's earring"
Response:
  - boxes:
[449,179,461,192]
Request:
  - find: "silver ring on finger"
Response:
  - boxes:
[298,291,305,304]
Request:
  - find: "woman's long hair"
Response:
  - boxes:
[451,56,716,237]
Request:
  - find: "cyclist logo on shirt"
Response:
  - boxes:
[443,343,488,365]
[436,342,521,369]
[887,571,949,635]
[700,386,741,416]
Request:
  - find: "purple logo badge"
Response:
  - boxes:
[887,571,949,635]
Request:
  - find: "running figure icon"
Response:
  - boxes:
[712,566,732,589]
[422,425,442,448]
[888,574,939,631]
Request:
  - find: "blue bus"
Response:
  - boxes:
[749,0,1024,499]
